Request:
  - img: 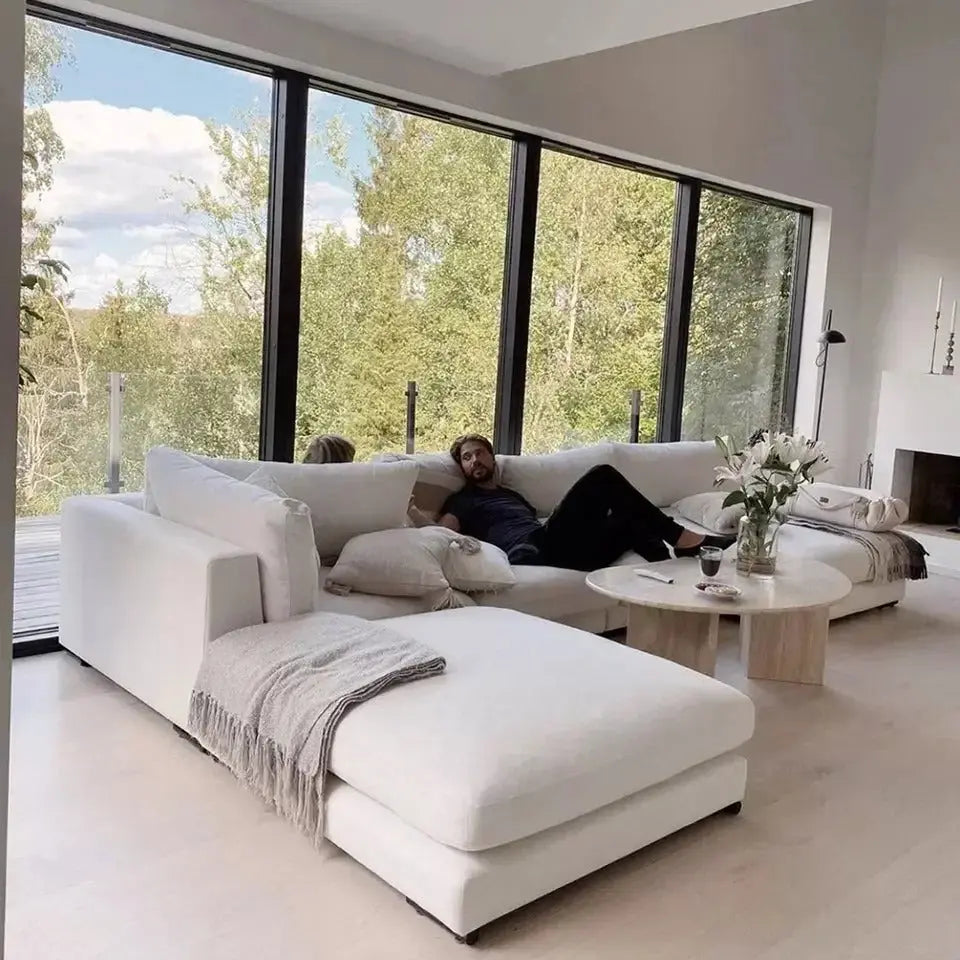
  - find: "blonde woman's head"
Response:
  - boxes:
[303,434,356,464]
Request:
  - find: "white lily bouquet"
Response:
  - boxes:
[715,431,830,576]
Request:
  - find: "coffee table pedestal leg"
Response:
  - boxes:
[740,607,829,684]
[626,606,719,676]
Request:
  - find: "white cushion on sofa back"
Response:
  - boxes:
[187,454,418,559]
[375,451,465,517]
[145,446,317,623]
[497,444,615,516]
[611,441,722,507]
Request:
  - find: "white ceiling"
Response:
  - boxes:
[247,0,813,74]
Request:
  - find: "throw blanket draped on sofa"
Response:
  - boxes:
[787,518,928,582]
[188,613,445,844]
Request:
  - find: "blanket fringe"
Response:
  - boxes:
[188,692,323,845]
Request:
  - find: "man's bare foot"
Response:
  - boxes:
[675,530,705,550]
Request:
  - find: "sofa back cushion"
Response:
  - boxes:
[497,444,615,516]
[183,454,418,559]
[145,447,317,622]
[374,452,465,517]
[611,441,721,507]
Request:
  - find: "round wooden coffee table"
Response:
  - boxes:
[586,558,852,684]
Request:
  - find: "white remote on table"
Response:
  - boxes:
[634,567,674,585]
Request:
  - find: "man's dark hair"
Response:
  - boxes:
[450,433,494,464]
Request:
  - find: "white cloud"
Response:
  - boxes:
[303,179,359,242]
[33,100,226,311]
[36,100,220,231]
[33,99,359,312]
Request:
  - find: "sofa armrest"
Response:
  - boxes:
[60,495,263,728]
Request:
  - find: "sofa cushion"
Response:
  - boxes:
[315,570,474,618]
[192,456,418,559]
[375,452,465,518]
[473,564,612,620]
[443,539,516,594]
[768,522,873,584]
[145,447,318,622]
[673,491,745,534]
[327,527,456,602]
[611,441,722,507]
[497,444,614,516]
[789,483,908,532]
[329,607,755,851]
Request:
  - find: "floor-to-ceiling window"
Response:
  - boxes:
[524,149,676,452]
[17,3,813,644]
[294,89,512,461]
[17,13,271,637]
[681,189,803,445]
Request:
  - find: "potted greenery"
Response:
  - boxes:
[715,431,829,577]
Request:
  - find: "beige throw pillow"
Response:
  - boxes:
[442,539,516,593]
[327,527,467,610]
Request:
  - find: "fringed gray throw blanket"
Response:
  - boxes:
[787,518,928,582]
[188,613,445,845]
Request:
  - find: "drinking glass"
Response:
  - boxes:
[699,545,723,579]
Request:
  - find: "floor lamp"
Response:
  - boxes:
[813,309,847,442]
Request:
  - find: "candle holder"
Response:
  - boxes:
[943,331,956,375]
[929,309,941,374]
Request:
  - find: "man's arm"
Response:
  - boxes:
[437,512,460,532]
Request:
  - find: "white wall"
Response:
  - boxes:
[68,0,887,478]
[858,0,960,458]
[499,0,886,477]
[0,2,25,952]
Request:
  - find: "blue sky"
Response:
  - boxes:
[39,21,371,310]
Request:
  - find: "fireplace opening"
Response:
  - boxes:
[894,450,960,529]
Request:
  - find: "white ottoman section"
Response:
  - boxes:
[324,608,754,937]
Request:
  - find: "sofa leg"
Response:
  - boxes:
[721,801,743,816]
[405,897,479,945]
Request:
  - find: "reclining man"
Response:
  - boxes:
[438,434,732,571]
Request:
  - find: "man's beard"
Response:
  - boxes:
[469,464,492,483]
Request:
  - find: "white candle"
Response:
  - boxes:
[953,300,957,335]
[937,276,944,315]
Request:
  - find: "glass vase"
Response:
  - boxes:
[736,514,782,578]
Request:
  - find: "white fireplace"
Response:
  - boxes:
[874,371,960,575]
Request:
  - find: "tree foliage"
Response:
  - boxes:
[17,31,798,516]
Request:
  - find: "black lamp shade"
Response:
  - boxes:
[819,329,847,345]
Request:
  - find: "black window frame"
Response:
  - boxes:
[25,0,814,463]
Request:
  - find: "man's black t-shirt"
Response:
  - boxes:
[441,485,542,554]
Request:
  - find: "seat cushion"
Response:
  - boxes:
[772,522,873,584]
[328,607,754,852]
[472,564,612,620]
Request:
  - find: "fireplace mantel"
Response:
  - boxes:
[874,371,960,575]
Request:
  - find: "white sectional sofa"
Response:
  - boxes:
[61,440,904,727]
[58,439,905,940]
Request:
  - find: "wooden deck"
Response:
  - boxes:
[14,515,60,639]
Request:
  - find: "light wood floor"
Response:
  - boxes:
[6,576,960,959]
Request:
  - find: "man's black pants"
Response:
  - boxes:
[530,464,685,571]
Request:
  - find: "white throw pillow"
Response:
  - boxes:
[327,528,464,608]
[442,538,517,593]
[192,455,418,559]
[790,484,908,532]
[612,441,722,507]
[145,447,318,623]
[672,491,745,534]
[498,444,615,516]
